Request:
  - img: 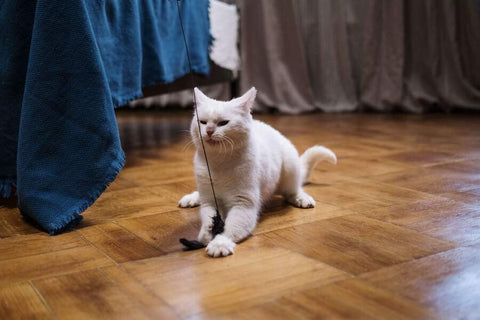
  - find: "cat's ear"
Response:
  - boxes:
[235,87,257,112]
[193,87,209,106]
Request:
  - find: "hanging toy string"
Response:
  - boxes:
[175,0,224,250]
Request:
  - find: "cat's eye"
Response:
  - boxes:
[218,120,229,126]
[199,120,207,125]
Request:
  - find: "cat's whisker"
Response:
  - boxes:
[217,136,228,157]
[179,130,193,141]
[182,140,194,152]
[224,136,235,156]
[219,140,224,155]
[223,139,230,158]
[227,136,235,151]
[220,139,227,157]
[216,139,223,158]
[223,138,231,156]
[182,135,200,152]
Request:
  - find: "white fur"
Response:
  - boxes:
[179,87,336,257]
[178,191,200,208]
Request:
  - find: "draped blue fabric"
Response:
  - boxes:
[0,0,210,234]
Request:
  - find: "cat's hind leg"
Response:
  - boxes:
[279,159,316,208]
[286,190,315,208]
[178,191,200,208]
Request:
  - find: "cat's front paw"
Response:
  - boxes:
[206,235,236,258]
[197,225,213,245]
[288,192,316,208]
[178,191,200,208]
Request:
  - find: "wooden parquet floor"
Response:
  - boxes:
[1,110,480,319]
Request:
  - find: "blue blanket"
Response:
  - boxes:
[0,0,210,234]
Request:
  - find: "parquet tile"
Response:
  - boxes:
[105,175,139,192]
[119,163,195,186]
[442,187,480,206]
[0,204,40,238]
[81,185,180,223]
[148,180,198,203]
[384,149,464,167]
[360,246,480,320]
[223,279,438,320]
[303,184,392,213]
[360,197,475,226]
[410,210,480,246]
[122,236,347,318]
[0,282,51,320]
[262,214,453,275]
[117,210,201,254]
[33,267,179,320]
[375,161,480,195]
[76,223,163,263]
[333,179,441,205]
[255,200,349,234]
[0,246,113,286]
[309,156,414,182]
[0,232,86,261]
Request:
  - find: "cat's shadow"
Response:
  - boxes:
[258,195,292,222]
[259,182,331,223]
[0,194,17,209]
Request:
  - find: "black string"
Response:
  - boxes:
[175,0,224,250]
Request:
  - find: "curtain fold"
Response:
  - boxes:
[238,0,480,113]
[239,0,314,113]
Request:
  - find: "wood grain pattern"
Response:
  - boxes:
[223,279,438,320]
[360,247,480,320]
[360,197,480,245]
[101,266,180,319]
[0,232,86,261]
[360,197,475,226]
[309,156,414,182]
[117,210,202,254]
[33,268,179,320]
[406,209,480,246]
[122,236,347,318]
[119,163,195,186]
[384,149,465,167]
[0,246,113,285]
[0,205,40,238]
[0,282,51,320]
[254,201,350,235]
[76,223,163,262]
[442,187,480,206]
[1,111,479,319]
[375,161,480,195]
[81,186,179,223]
[263,214,453,275]
[304,183,392,213]
[330,179,441,205]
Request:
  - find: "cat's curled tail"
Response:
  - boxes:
[300,146,337,183]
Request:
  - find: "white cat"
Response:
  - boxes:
[179,87,336,257]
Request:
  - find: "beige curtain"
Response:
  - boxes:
[238,0,480,113]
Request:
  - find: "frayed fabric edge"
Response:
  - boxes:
[20,150,125,235]
[0,178,16,198]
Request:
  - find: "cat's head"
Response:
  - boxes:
[190,87,257,152]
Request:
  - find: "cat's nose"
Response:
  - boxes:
[206,128,214,137]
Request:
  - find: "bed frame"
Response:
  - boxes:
[141,62,237,99]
